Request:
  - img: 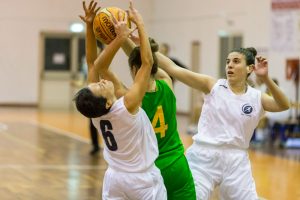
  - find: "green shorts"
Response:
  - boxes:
[160,154,196,200]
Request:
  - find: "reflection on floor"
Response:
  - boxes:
[250,142,300,162]
[0,122,106,200]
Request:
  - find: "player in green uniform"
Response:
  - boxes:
[122,37,196,200]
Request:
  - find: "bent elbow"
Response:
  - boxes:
[285,102,291,110]
[144,59,154,69]
[280,101,291,111]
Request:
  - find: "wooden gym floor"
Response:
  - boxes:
[0,106,299,200]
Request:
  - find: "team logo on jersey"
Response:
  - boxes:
[242,104,253,115]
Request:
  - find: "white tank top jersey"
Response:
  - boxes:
[193,79,265,149]
[92,97,158,172]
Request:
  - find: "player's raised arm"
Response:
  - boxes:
[255,56,290,111]
[124,0,153,114]
[79,0,100,83]
[93,9,134,98]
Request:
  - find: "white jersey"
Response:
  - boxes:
[92,97,158,172]
[193,79,264,149]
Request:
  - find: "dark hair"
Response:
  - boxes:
[272,78,279,86]
[160,43,170,53]
[230,47,257,65]
[73,87,110,118]
[96,40,104,50]
[128,37,159,76]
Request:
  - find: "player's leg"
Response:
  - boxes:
[161,154,196,200]
[219,150,258,200]
[151,166,167,200]
[186,144,222,200]
[102,168,126,200]
[124,166,167,200]
[89,119,100,155]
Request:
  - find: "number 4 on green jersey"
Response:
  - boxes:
[151,105,168,138]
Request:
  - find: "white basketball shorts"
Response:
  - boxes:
[102,165,167,200]
[186,143,259,200]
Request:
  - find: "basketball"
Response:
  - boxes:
[93,7,130,45]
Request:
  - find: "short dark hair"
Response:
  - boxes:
[73,87,110,118]
[128,37,159,76]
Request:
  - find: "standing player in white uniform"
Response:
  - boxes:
[156,47,290,200]
[75,1,166,199]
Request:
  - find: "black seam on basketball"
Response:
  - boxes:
[94,15,111,44]
[99,13,115,41]
[99,22,113,42]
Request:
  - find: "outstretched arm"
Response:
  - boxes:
[124,0,153,114]
[255,56,290,111]
[156,52,216,94]
[79,0,100,83]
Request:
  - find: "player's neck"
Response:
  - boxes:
[229,81,247,94]
[147,78,156,92]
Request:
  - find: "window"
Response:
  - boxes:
[44,38,71,71]
[219,35,243,78]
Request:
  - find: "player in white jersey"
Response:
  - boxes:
[156,47,290,200]
[75,1,166,199]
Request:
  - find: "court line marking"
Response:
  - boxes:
[27,120,90,143]
[0,122,106,171]
[0,121,90,154]
[0,122,46,153]
[0,123,8,132]
[0,130,45,154]
[0,164,106,170]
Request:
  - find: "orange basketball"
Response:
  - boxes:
[93,7,130,45]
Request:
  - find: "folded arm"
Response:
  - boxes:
[261,77,290,112]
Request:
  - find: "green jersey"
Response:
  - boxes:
[142,80,184,170]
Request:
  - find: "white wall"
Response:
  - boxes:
[0,0,296,113]
[149,0,295,112]
[0,0,152,105]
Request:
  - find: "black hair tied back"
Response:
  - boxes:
[245,47,257,58]
[149,37,159,53]
[128,37,159,75]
